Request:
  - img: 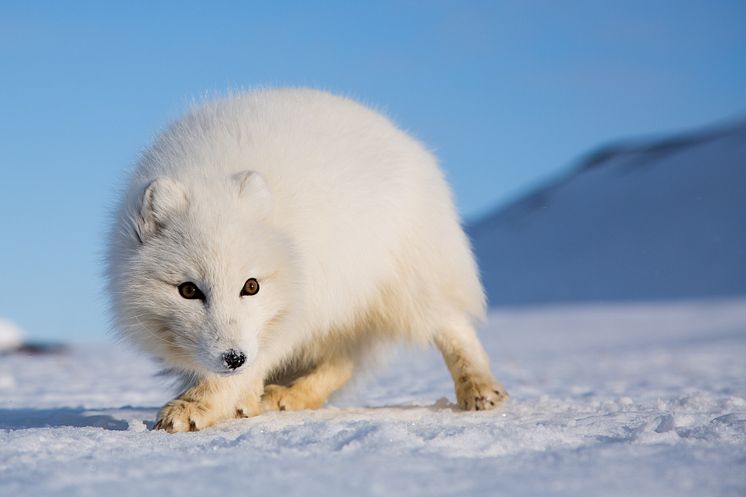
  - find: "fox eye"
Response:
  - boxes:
[178,282,204,300]
[241,278,260,296]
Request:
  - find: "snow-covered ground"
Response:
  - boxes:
[2,298,745,497]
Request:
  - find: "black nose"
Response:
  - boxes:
[222,349,246,370]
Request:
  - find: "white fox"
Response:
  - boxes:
[106,88,506,432]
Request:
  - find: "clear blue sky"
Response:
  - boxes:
[1,1,745,342]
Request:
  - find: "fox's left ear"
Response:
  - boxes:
[232,170,272,218]
[136,177,188,243]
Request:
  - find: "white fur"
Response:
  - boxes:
[107,88,505,431]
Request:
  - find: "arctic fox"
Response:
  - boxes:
[107,88,507,432]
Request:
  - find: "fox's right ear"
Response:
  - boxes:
[136,177,188,243]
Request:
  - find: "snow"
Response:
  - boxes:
[0,318,23,352]
[2,298,745,497]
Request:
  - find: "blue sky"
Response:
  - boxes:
[1,1,745,342]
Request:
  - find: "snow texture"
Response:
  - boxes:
[1,299,745,497]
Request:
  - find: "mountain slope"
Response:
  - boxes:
[469,121,746,306]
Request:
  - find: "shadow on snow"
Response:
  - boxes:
[0,407,157,431]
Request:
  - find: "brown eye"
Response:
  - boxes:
[241,278,260,296]
[178,282,204,300]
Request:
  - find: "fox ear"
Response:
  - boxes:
[232,170,272,218]
[137,177,188,242]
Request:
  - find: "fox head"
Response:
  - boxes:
[108,171,298,376]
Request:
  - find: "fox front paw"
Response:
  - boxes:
[234,395,262,419]
[261,384,322,412]
[155,399,217,433]
[455,375,508,411]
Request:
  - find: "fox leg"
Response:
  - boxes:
[434,317,507,410]
[262,356,354,411]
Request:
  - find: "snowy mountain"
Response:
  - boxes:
[469,121,746,306]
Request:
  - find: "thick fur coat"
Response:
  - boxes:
[107,88,506,432]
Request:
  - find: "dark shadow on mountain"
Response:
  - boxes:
[0,343,68,356]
